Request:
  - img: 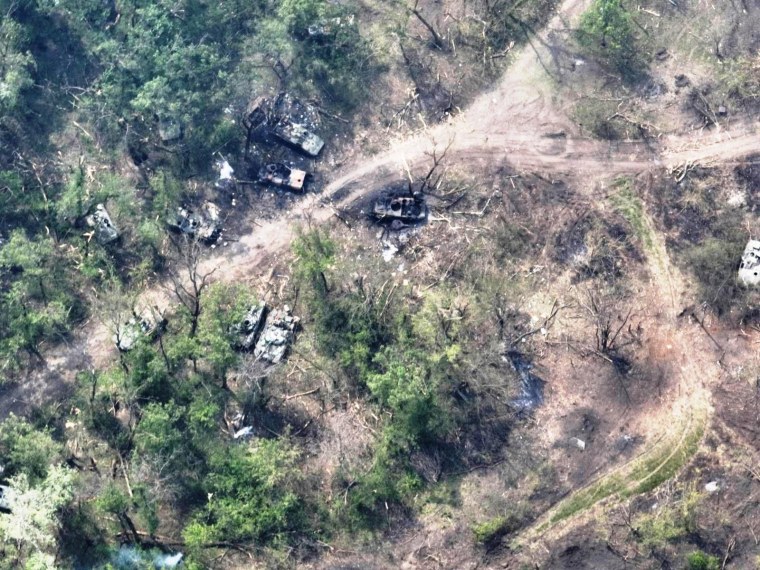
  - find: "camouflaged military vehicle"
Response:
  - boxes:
[372,193,427,223]
[113,308,167,352]
[258,163,307,192]
[254,305,299,364]
[85,204,120,244]
[233,304,267,351]
[167,202,221,243]
[271,120,324,157]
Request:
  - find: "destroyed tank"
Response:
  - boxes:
[271,120,324,157]
[372,193,427,222]
[739,239,760,287]
[258,163,307,192]
[254,305,299,364]
[85,204,120,244]
[167,202,221,243]
[233,304,267,350]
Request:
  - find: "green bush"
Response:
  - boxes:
[634,508,686,549]
[472,514,521,546]
[576,0,647,81]
[686,551,720,570]
[183,439,302,548]
[0,415,62,484]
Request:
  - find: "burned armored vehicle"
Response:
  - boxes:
[271,120,324,157]
[113,308,167,352]
[85,204,120,244]
[254,305,299,364]
[244,94,325,157]
[167,202,221,243]
[739,239,760,287]
[258,163,307,192]
[233,304,267,351]
[158,117,182,143]
[372,192,428,223]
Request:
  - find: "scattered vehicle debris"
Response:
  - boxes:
[307,15,355,38]
[113,308,167,352]
[614,434,637,455]
[505,351,545,413]
[158,117,182,142]
[739,239,760,287]
[85,203,120,244]
[0,485,12,513]
[271,120,324,157]
[379,225,421,261]
[674,74,690,88]
[372,192,428,223]
[167,202,222,243]
[571,437,586,451]
[254,305,299,364]
[215,158,235,192]
[258,163,307,192]
[233,304,267,351]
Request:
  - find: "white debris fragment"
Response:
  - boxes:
[726,190,747,208]
[571,437,586,451]
[233,426,254,440]
[382,242,398,262]
[218,160,234,180]
[704,481,720,493]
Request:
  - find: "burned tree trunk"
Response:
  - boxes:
[409,0,445,49]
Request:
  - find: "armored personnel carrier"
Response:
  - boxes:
[85,204,120,244]
[258,163,307,192]
[271,120,324,157]
[254,305,299,364]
